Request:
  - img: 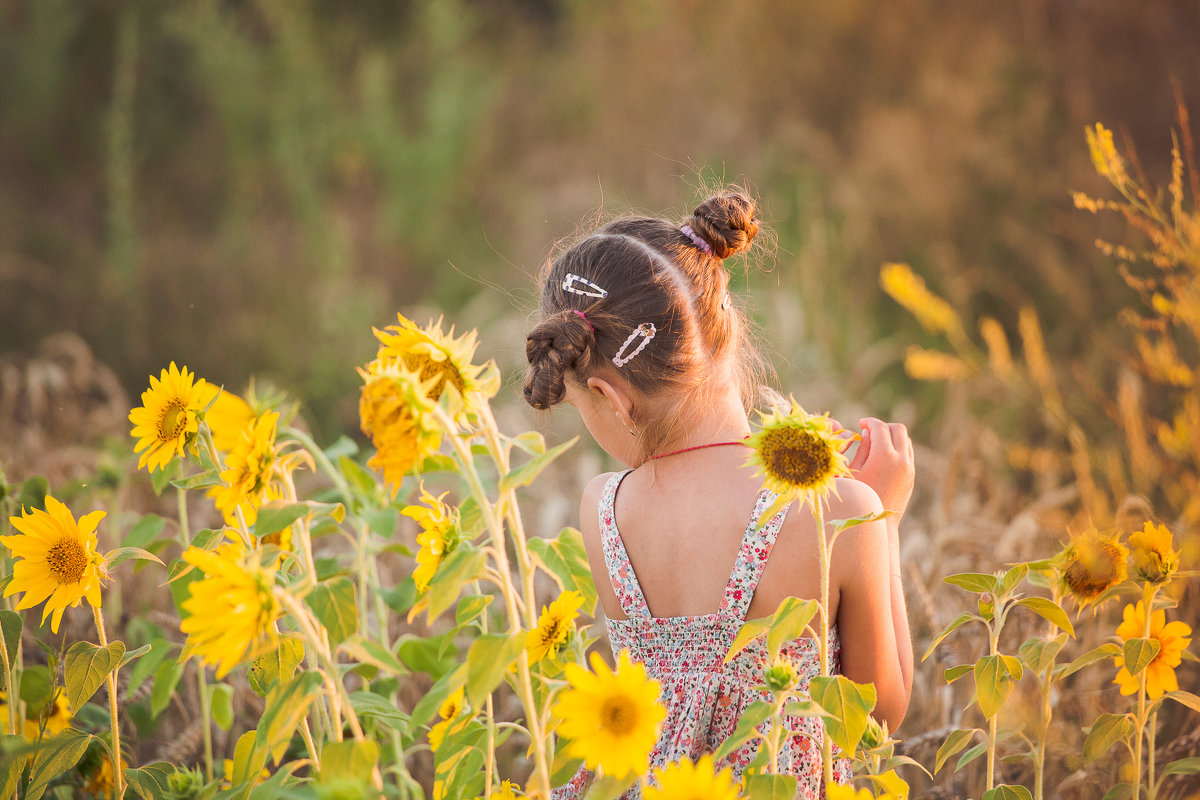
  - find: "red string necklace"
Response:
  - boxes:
[647,438,750,461]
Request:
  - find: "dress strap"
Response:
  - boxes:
[718,490,791,621]
[597,470,652,618]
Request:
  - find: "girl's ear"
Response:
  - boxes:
[585,375,636,429]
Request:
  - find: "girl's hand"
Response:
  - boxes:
[844,417,915,519]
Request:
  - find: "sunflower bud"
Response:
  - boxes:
[861,714,888,750]
[764,656,800,693]
[1128,522,1180,585]
[166,768,204,799]
[978,592,995,621]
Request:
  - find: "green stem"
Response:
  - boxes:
[282,426,353,506]
[197,666,214,783]
[986,622,1000,793]
[93,606,125,800]
[813,500,834,788]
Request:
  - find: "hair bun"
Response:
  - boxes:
[686,192,760,260]
[522,311,594,409]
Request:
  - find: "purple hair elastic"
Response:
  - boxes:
[572,309,595,333]
[680,224,713,255]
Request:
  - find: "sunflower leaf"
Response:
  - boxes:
[1016,597,1075,637]
[320,739,380,782]
[726,617,772,663]
[169,467,223,490]
[743,774,799,799]
[974,655,1015,720]
[465,631,525,707]
[306,576,358,648]
[498,436,578,494]
[922,612,980,662]
[125,762,177,800]
[1163,690,1200,713]
[1122,637,1161,677]
[982,785,1034,800]
[1084,712,1134,762]
[64,640,125,713]
[1057,642,1122,680]
[256,670,323,765]
[765,597,820,660]
[810,675,876,752]
[1019,633,1069,675]
[0,610,21,664]
[934,728,979,774]
[528,527,597,616]
[104,546,165,569]
[24,728,92,800]
[943,572,999,595]
[712,700,774,760]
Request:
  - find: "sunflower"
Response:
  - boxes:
[83,753,127,798]
[552,650,665,779]
[196,384,255,453]
[373,313,500,416]
[1128,521,1180,585]
[482,780,520,800]
[526,590,584,663]
[1056,526,1128,608]
[2,497,109,633]
[763,654,799,693]
[644,755,740,800]
[178,545,280,678]
[428,687,468,752]
[1112,601,1192,699]
[359,359,442,495]
[744,398,850,513]
[402,485,460,594]
[129,362,210,472]
[0,692,40,740]
[209,411,280,527]
[40,690,72,736]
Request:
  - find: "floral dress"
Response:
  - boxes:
[553,470,851,800]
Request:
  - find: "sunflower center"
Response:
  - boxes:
[760,428,833,488]
[46,537,89,584]
[538,619,564,646]
[1065,541,1123,599]
[404,353,467,398]
[159,402,188,442]
[599,695,636,736]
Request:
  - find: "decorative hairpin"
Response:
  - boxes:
[562,273,608,298]
[680,224,713,255]
[613,322,656,367]
[721,292,732,311]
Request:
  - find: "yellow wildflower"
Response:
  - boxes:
[879,262,962,336]
[2,497,109,633]
[552,650,665,779]
[1112,601,1192,699]
[526,590,584,663]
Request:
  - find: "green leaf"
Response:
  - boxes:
[0,609,21,664]
[104,546,165,569]
[1019,633,1069,675]
[983,785,1034,800]
[231,729,270,791]
[1058,642,1122,680]
[256,671,323,764]
[935,728,978,774]
[306,576,358,647]
[25,729,92,800]
[1084,713,1134,762]
[125,762,175,800]
[498,436,578,493]
[349,691,411,732]
[944,664,973,684]
[827,510,891,532]
[455,595,493,626]
[998,563,1030,596]
[120,514,167,550]
[528,527,598,615]
[411,664,468,725]
[126,638,173,696]
[743,773,800,799]
[765,597,821,660]
[809,675,877,752]
[511,430,547,455]
[1017,596,1075,637]
[922,612,979,661]
[1122,637,1161,678]
[0,734,29,799]
[169,468,223,490]
[247,636,305,697]
[957,740,989,771]
[338,455,379,497]
[340,635,408,678]
[1163,690,1200,713]
[1161,756,1200,777]
[253,504,309,538]
[1100,785,1134,800]
[64,640,125,712]
[712,700,773,760]
[974,655,1015,720]
[19,665,52,709]
[209,682,234,730]
[151,658,186,719]
[726,618,771,663]
[1000,653,1024,682]
[320,739,379,781]
[423,546,487,623]
[466,632,525,707]
[943,572,999,595]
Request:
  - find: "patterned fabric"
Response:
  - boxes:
[553,470,851,799]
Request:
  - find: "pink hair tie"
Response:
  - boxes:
[680,224,713,255]
[572,309,595,333]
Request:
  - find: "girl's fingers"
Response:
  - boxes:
[847,427,870,471]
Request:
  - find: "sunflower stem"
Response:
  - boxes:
[0,623,14,737]
[813,499,835,788]
[197,665,214,783]
[93,605,125,800]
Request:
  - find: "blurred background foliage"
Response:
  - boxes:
[3,0,1198,445]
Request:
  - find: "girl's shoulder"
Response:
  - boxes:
[578,471,623,538]
[825,476,885,521]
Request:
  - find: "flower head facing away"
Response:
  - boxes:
[358,359,442,495]
[2,497,108,632]
[552,650,666,779]
[373,313,499,416]
[1128,521,1180,585]
[1057,526,1128,608]
[1112,601,1192,700]
[129,362,209,472]
[745,398,850,512]
[179,545,280,678]
[209,411,280,527]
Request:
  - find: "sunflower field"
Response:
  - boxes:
[2,3,1200,799]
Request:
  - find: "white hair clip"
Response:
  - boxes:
[613,322,656,367]
[562,273,608,299]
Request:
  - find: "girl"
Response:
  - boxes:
[524,192,914,798]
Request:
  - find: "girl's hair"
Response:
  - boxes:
[524,191,767,457]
